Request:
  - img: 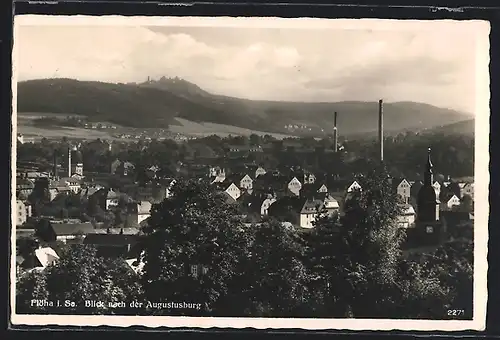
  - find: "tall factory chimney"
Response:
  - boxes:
[53,152,58,179]
[333,111,338,153]
[378,99,384,162]
[68,146,72,177]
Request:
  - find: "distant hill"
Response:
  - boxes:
[422,119,475,136]
[16,78,473,136]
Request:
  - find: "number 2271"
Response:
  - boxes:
[447,309,465,316]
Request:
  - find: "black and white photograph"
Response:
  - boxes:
[10,15,489,330]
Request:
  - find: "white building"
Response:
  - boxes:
[397,204,416,228]
[287,177,302,196]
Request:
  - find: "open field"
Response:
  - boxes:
[170,118,296,139]
[16,112,299,141]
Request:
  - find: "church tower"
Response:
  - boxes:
[417,147,440,222]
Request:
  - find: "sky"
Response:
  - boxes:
[15,18,484,113]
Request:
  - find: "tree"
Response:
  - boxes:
[16,270,48,314]
[306,165,407,317]
[234,220,308,317]
[140,179,252,316]
[16,244,143,315]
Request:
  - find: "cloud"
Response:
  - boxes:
[15,23,479,112]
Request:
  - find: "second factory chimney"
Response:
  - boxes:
[378,99,384,162]
[333,111,338,153]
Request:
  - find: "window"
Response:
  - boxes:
[202,266,209,275]
[426,226,434,234]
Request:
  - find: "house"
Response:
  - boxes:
[253,173,287,197]
[299,199,324,229]
[440,192,461,210]
[162,178,176,199]
[15,200,32,226]
[208,166,226,178]
[303,172,316,184]
[397,204,416,228]
[209,171,226,184]
[392,178,411,204]
[242,194,277,216]
[106,189,120,210]
[301,182,328,199]
[268,196,306,225]
[287,177,302,196]
[59,177,82,194]
[224,173,253,191]
[212,182,241,201]
[16,178,35,198]
[255,166,267,178]
[127,201,152,226]
[111,160,135,176]
[36,220,95,243]
[48,180,72,201]
[18,246,59,273]
[83,233,141,258]
[346,180,362,193]
[323,194,340,216]
[459,182,474,200]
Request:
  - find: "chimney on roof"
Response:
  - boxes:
[333,111,338,153]
[378,99,384,162]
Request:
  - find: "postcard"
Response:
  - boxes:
[10,15,490,331]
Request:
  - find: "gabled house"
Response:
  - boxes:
[303,172,316,184]
[287,177,302,196]
[440,192,461,210]
[323,194,340,216]
[127,201,152,226]
[459,182,474,200]
[105,189,120,210]
[255,166,267,178]
[393,178,411,204]
[397,204,416,228]
[224,173,253,191]
[299,199,324,229]
[346,180,362,193]
[18,246,60,273]
[212,182,241,201]
[301,182,328,199]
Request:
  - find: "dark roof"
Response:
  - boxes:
[51,222,95,236]
[83,233,140,246]
[300,199,324,214]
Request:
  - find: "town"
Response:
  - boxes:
[14,99,474,318]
